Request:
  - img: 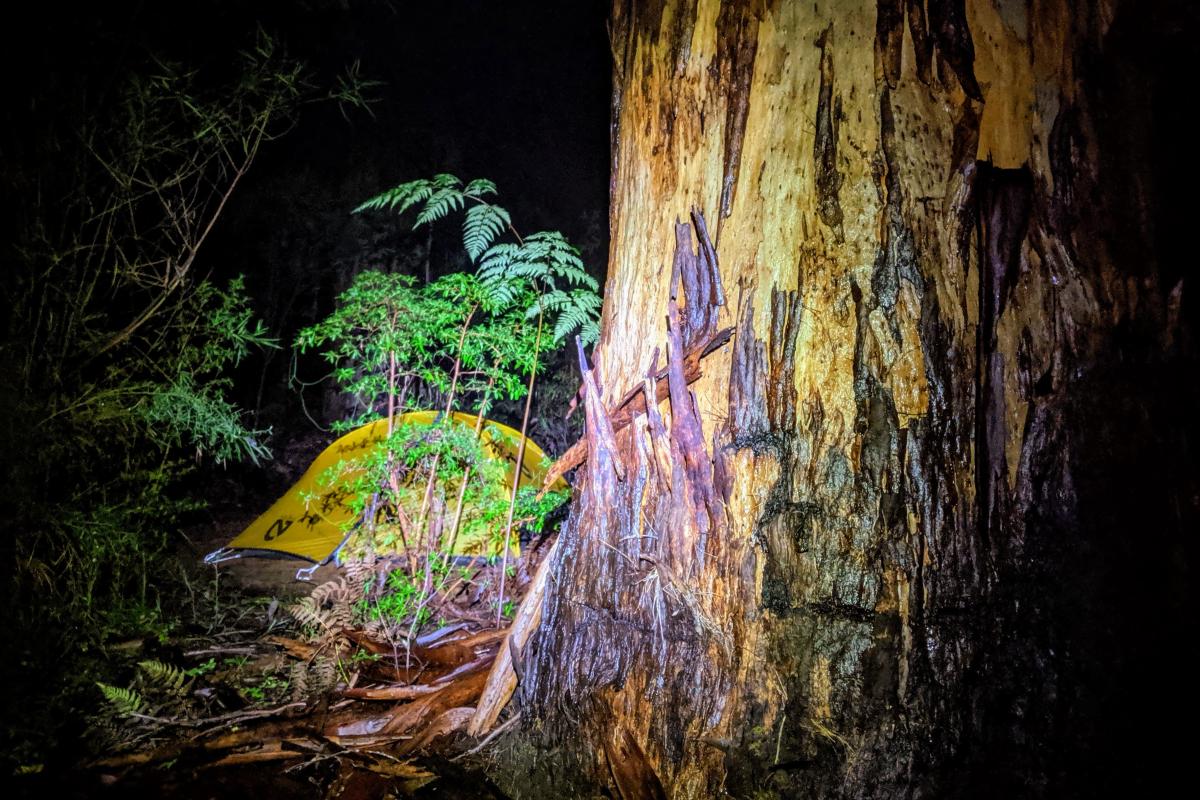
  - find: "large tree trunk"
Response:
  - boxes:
[502,1,1196,797]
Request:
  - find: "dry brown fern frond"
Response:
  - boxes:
[342,555,378,593]
[289,575,359,643]
[289,660,311,701]
[310,576,355,607]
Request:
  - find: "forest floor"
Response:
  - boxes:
[42,432,532,800]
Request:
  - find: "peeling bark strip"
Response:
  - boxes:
[604,727,669,800]
[467,538,560,736]
[878,0,933,88]
[666,292,717,569]
[927,0,982,99]
[905,0,933,84]
[974,165,1033,569]
[714,3,760,221]
[540,326,731,492]
[541,211,731,493]
[578,336,625,489]
[525,208,740,793]
[813,25,843,234]
[766,288,804,431]
[875,0,904,88]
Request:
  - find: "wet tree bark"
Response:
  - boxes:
[502,1,1197,797]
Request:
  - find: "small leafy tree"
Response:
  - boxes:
[353,175,601,622]
[297,265,565,612]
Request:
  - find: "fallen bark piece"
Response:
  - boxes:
[267,635,319,661]
[381,669,489,736]
[89,723,322,770]
[604,727,668,800]
[327,714,400,740]
[448,627,510,649]
[397,706,476,755]
[467,537,559,735]
[202,739,320,768]
[361,757,436,781]
[340,684,440,701]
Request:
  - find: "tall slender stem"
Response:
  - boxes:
[496,303,543,627]
[444,379,494,564]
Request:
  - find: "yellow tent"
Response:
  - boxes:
[205,411,566,568]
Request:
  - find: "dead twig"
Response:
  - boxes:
[452,712,521,761]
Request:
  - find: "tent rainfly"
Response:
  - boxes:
[204,411,566,576]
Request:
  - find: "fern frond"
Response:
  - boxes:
[311,655,339,693]
[430,173,463,190]
[579,317,601,347]
[463,178,498,198]
[342,557,377,593]
[414,186,466,227]
[289,661,310,701]
[532,289,572,317]
[505,256,552,283]
[362,616,391,643]
[550,291,603,345]
[310,576,353,607]
[289,596,334,635]
[551,258,596,290]
[96,682,145,717]
[353,178,433,216]
[480,276,521,309]
[477,243,521,285]
[138,660,189,695]
[463,203,511,261]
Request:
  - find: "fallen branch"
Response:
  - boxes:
[125,701,307,731]
[183,646,259,657]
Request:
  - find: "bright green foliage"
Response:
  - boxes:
[359,570,432,626]
[296,270,542,429]
[95,683,145,718]
[356,175,602,346]
[137,276,278,465]
[296,271,430,430]
[299,173,592,637]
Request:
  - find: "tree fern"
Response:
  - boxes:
[354,172,604,627]
[355,175,601,343]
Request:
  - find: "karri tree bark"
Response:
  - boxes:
[501,1,1196,797]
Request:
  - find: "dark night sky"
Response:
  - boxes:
[4,1,611,221]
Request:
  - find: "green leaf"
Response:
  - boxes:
[463,178,498,198]
[463,203,511,261]
[96,682,145,716]
[414,185,466,227]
